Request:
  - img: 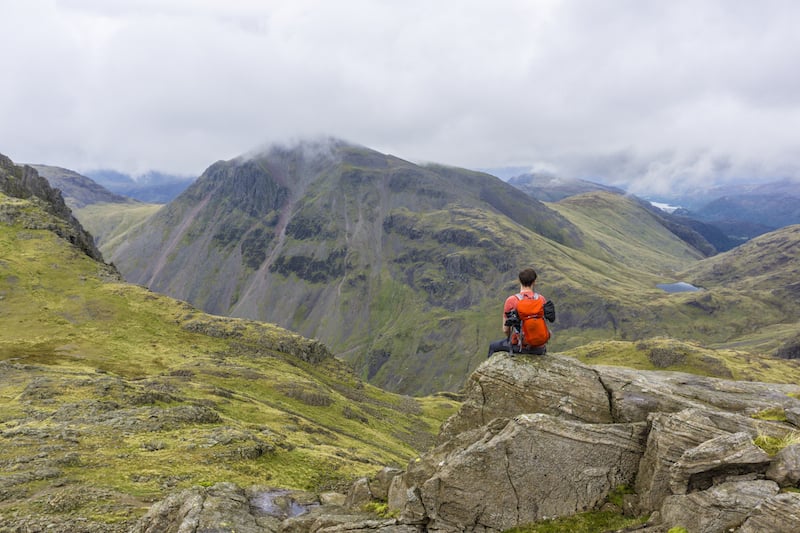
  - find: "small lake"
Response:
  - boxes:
[657,281,701,293]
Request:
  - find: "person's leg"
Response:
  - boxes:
[519,345,546,356]
[487,338,511,357]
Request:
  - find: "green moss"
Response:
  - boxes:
[363,501,399,518]
[606,484,635,508]
[754,432,800,456]
[751,407,788,422]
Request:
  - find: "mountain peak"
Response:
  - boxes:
[104,143,584,394]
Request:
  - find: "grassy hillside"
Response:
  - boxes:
[550,192,704,275]
[563,337,800,384]
[0,190,458,530]
[75,201,163,256]
[681,224,800,291]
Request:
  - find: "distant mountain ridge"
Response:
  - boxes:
[650,179,800,242]
[506,172,731,254]
[508,172,625,202]
[507,172,800,250]
[86,168,195,203]
[31,164,133,208]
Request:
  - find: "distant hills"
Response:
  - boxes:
[31,164,133,209]
[503,171,800,252]
[648,179,800,244]
[507,172,625,202]
[85,168,195,203]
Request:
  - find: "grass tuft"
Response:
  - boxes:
[751,407,787,422]
[753,431,800,456]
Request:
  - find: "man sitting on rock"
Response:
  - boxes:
[487,267,555,357]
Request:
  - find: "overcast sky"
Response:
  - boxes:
[2,0,800,194]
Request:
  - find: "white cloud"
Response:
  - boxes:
[1,0,800,190]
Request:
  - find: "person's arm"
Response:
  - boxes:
[544,300,555,322]
[502,295,516,335]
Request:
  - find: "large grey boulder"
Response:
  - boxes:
[387,421,508,526]
[634,408,786,513]
[437,356,800,445]
[766,443,800,487]
[131,482,276,533]
[344,478,373,510]
[738,492,800,533]
[597,365,800,423]
[390,414,647,531]
[658,480,779,533]
[668,431,771,495]
[438,355,613,442]
[369,467,403,501]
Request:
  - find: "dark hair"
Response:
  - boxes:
[518,268,538,287]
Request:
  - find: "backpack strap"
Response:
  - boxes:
[515,292,540,301]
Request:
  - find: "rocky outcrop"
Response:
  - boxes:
[389,354,800,532]
[391,414,647,531]
[131,481,418,533]
[0,153,104,262]
[132,354,800,532]
[738,492,800,533]
[436,355,613,442]
[658,480,779,533]
[635,411,780,512]
[438,354,800,443]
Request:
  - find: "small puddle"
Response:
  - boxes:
[250,490,318,519]
[657,281,701,293]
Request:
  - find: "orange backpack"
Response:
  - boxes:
[515,292,551,348]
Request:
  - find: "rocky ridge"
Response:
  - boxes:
[0,154,104,262]
[31,164,133,209]
[131,354,800,532]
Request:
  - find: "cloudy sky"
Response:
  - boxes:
[2,0,800,194]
